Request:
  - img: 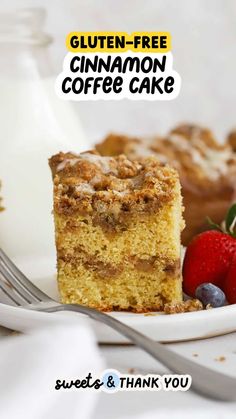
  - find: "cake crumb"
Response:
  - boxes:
[0,181,4,211]
[144,312,159,316]
[128,368,135,374]
[164,299,203,314]
[206,303,213,310]
[193,353,199,357]
[214,356,226,362]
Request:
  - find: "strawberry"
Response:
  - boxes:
[183,230,236,297]
[183,203,236,297]
[224,253,236,304]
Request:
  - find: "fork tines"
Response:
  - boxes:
[0,249,50,306]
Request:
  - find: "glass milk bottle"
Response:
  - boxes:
[0,8,89,258]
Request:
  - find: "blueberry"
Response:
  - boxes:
[195,283,226,308]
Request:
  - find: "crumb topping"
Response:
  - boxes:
[49,151,180,216]
[164,299,203,314]
[167,124,235,185]
[227,130,236,152]
[96,124,236,192]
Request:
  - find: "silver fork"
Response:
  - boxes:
[0,248,236,401]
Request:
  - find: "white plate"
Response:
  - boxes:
[10,255,236,344]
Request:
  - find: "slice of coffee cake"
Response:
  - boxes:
[49,151,184,312]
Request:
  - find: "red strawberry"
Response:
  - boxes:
[183,230,236,297]
[224,253,236,304]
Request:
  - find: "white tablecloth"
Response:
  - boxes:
[95,332,236,419]
[0,303,235,419]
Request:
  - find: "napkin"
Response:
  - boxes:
[0,304,105,419]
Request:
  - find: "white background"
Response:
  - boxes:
[1,0,236,141]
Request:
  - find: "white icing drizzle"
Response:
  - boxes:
[56,158,80,172]
[56,153,117,175]
[128,137,168,163]
[75,183,95,194]
[90,175,102,185]
[79,153,117,174]
[164,134,232,181]
[112,190,129,197]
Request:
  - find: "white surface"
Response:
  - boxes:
[96,334,236,419]
[3,255,234,345]
[0,310,104,419]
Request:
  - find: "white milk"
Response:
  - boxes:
[0,77,90,258]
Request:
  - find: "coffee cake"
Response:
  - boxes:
[49,151,184,312]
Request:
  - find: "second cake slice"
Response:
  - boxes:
[49,151,184,312]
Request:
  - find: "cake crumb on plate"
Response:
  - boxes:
[164,299,203,314]
[214,356,226,362]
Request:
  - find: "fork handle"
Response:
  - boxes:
[45,303,236,401]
